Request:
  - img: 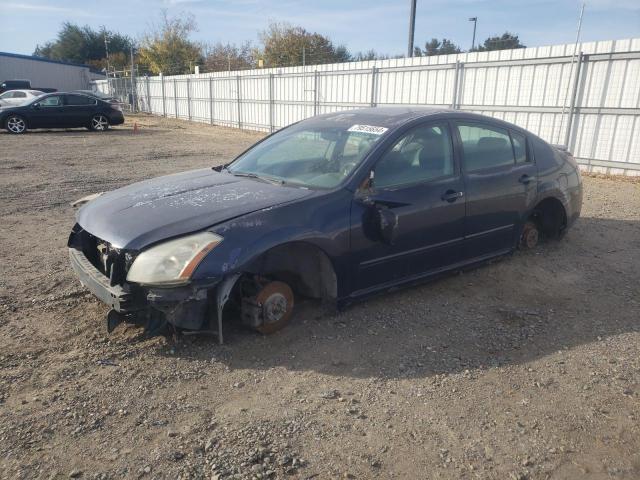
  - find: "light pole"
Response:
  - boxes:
[469,17,477,51]
[408,0,417,57]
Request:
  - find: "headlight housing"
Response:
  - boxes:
[126,231,222,286]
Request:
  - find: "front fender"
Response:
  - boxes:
[190,189,352,284]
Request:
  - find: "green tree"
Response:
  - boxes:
[258,22,351,68]
[138,12,203,75]
[474,32,526,52]
[33,23,133,70]
[204,42,256,72]
[415,38,461,56]
[353,49,389,61]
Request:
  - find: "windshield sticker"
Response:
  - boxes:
[348,124,388,135]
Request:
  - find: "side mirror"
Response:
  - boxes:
[377,208,398,245]
[357,171,399,246]
[32,103,40,110]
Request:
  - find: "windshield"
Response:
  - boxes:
[227,122,387,188]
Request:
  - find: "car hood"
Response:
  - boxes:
[77,168,314,250]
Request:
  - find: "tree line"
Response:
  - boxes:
[33,13,526,76]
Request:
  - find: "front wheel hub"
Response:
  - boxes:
[243,281,294,334]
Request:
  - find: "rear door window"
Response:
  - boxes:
[456,123,515,172]
[66,94,97,106]
[511,131,529,164]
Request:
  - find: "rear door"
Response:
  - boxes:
[64,94,98,127]
[29,94,65,128]
[453,121,537,258]
[350,121,466,294]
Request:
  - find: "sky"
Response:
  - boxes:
[0,0,639,57]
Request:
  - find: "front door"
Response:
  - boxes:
[350,121,466,294]
[29,94,65,128]
[453,121,537,258]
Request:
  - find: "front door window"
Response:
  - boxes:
[40,96,62,107]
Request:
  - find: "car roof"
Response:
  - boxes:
[309,106,531,136]
[39,91,94,97]
[313,106,450,128]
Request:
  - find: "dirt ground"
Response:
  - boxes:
[0,115,639,480]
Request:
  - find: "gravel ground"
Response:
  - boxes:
[0,114,639,480]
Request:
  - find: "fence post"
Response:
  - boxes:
[370,67,378,107]
[451,61,460,109]
[186,78,192,121]
[313,70,319,116]
[269,73,274,133]
[564,52,585,149]
[130,47,137,112]
[209,77,214,125]
[160,74,166,117]
[173,79,178,119]
[146,77,151,113]
[236,75,242,129]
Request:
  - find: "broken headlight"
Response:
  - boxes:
[126,232,222,286]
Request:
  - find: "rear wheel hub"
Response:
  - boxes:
[520,221,540,249]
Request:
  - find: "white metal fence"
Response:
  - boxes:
[94,38,640,175]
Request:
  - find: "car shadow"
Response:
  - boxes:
[0,127,155,136]
[150,216,640,380]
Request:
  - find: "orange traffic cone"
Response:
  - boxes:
[133,122,139,134]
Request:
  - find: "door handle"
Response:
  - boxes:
[356,194,409,209]
[441,190,464,202]
[518,174,535,185]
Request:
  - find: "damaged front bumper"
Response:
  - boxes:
[69,247,234,343]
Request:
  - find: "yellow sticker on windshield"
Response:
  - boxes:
[347,124,388,135]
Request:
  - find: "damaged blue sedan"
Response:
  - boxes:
[68,107,582,342]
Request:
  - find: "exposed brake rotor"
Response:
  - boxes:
[520,220,540,249]
[253,281,294,334]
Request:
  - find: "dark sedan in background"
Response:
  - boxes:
[68,107,582,342]
[1,92,124,133]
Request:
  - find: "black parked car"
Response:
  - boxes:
[1,92,125,134]
[68,107,582,341]
[0,79,57,94]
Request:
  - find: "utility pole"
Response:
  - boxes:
[103,29,111,95]
[302,46,306,68]
[408,0,417,57]
[228,53,231,74]
[469,17,477,51]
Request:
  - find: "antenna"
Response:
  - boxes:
[557,2,585,145]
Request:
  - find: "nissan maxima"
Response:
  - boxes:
[68,107,582,341]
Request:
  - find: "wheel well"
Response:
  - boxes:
[245,242,338,300]
[5,114,26,126]
[531,197,567,238]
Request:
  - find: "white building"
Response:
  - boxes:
[0,51,105,91]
